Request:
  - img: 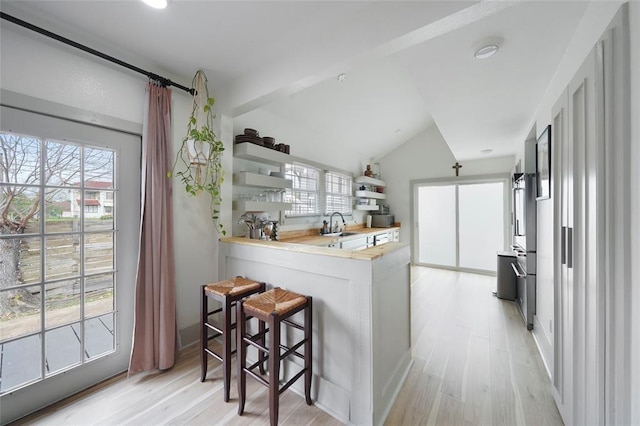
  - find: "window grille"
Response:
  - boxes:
[325,171,352,215]
[284,162,320,216]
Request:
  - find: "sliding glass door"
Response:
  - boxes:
[417,185,457,267]
[414,178,508,273]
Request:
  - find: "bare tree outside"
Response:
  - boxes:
[0,132,113,326]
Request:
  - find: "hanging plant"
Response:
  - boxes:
[168,70,226,235]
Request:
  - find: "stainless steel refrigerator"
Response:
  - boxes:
[512,171,536,330]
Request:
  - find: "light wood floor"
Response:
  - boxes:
[15,267,563,426]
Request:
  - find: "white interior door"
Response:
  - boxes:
[0,105,140,423]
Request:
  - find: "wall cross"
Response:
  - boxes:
[452,162,463,176]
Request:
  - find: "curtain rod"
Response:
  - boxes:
[1,11,195,96]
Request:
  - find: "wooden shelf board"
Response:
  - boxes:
[234,142,290,166]
[232,200,292,212]
[355,190,387,200]
[233,172,292,189]
[354,176,386,187]
[354,205,380,211]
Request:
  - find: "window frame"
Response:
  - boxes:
[324,170,353,215]
[284,162,321,217]
[283,161,354,220]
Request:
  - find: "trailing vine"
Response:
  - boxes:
[168,70,226,235]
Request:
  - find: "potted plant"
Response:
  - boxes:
[168,70,226,235]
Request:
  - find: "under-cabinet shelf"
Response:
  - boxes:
[354,205,380,211]
[233,172,292,189]
[234,142,290,166]
[232,200,292,212]
[355,190,387,200]
[354,176,386,187]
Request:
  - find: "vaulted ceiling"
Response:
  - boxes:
[1,1,593,163]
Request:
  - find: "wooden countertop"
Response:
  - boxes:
[219,226,405,260]
[280,226,398,246]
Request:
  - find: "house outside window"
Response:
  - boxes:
[67,182,113,218]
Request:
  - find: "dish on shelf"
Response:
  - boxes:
[270,171,285,178]
[262,136,275,147]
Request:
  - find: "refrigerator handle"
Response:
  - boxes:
[561,226,566,265]
[567,227,573,269]
[511,262,526,278]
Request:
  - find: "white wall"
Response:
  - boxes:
[0,25,226,346]
[378,124,514,244]
[235,108,360,174]
[629,2,640,424]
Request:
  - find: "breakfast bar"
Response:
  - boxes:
[218,229,411,425]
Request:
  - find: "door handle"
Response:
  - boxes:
[567,227,573,269]
[561,226,566,265]
[511,262,526,278]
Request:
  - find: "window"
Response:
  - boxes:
[325,171,352,215]
[85,191,99,199]
[284,162,320,216]
[0,131,117,392]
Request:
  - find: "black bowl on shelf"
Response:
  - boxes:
[262,136,275,147]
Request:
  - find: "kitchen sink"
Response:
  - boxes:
[320,231,359,237]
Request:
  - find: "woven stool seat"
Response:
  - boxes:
[244,288,307,316]
[205,276,262,297]
[201,276,265,402]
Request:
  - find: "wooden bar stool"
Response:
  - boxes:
[201,276,265,402]
[236,287,312,425]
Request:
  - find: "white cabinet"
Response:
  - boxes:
[340,235,371,251]
[233,142,293,212]
[354,176,386,211]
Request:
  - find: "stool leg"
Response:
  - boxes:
[222,298,232,402]
[269,314,280,426]
[258,318,266,375]
[200,286,207,382]
[304,298,313,405]
[237,300,247,415]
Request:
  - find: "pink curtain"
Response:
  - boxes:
[129,82,177,374]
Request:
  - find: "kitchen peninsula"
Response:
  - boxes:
[218,227,411,425]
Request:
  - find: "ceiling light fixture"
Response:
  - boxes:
[142,0,168,9]
[474,44,499,59]
[337,73,346,83]
[473,37,503,59]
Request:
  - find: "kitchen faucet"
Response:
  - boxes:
[329,212,346,234]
